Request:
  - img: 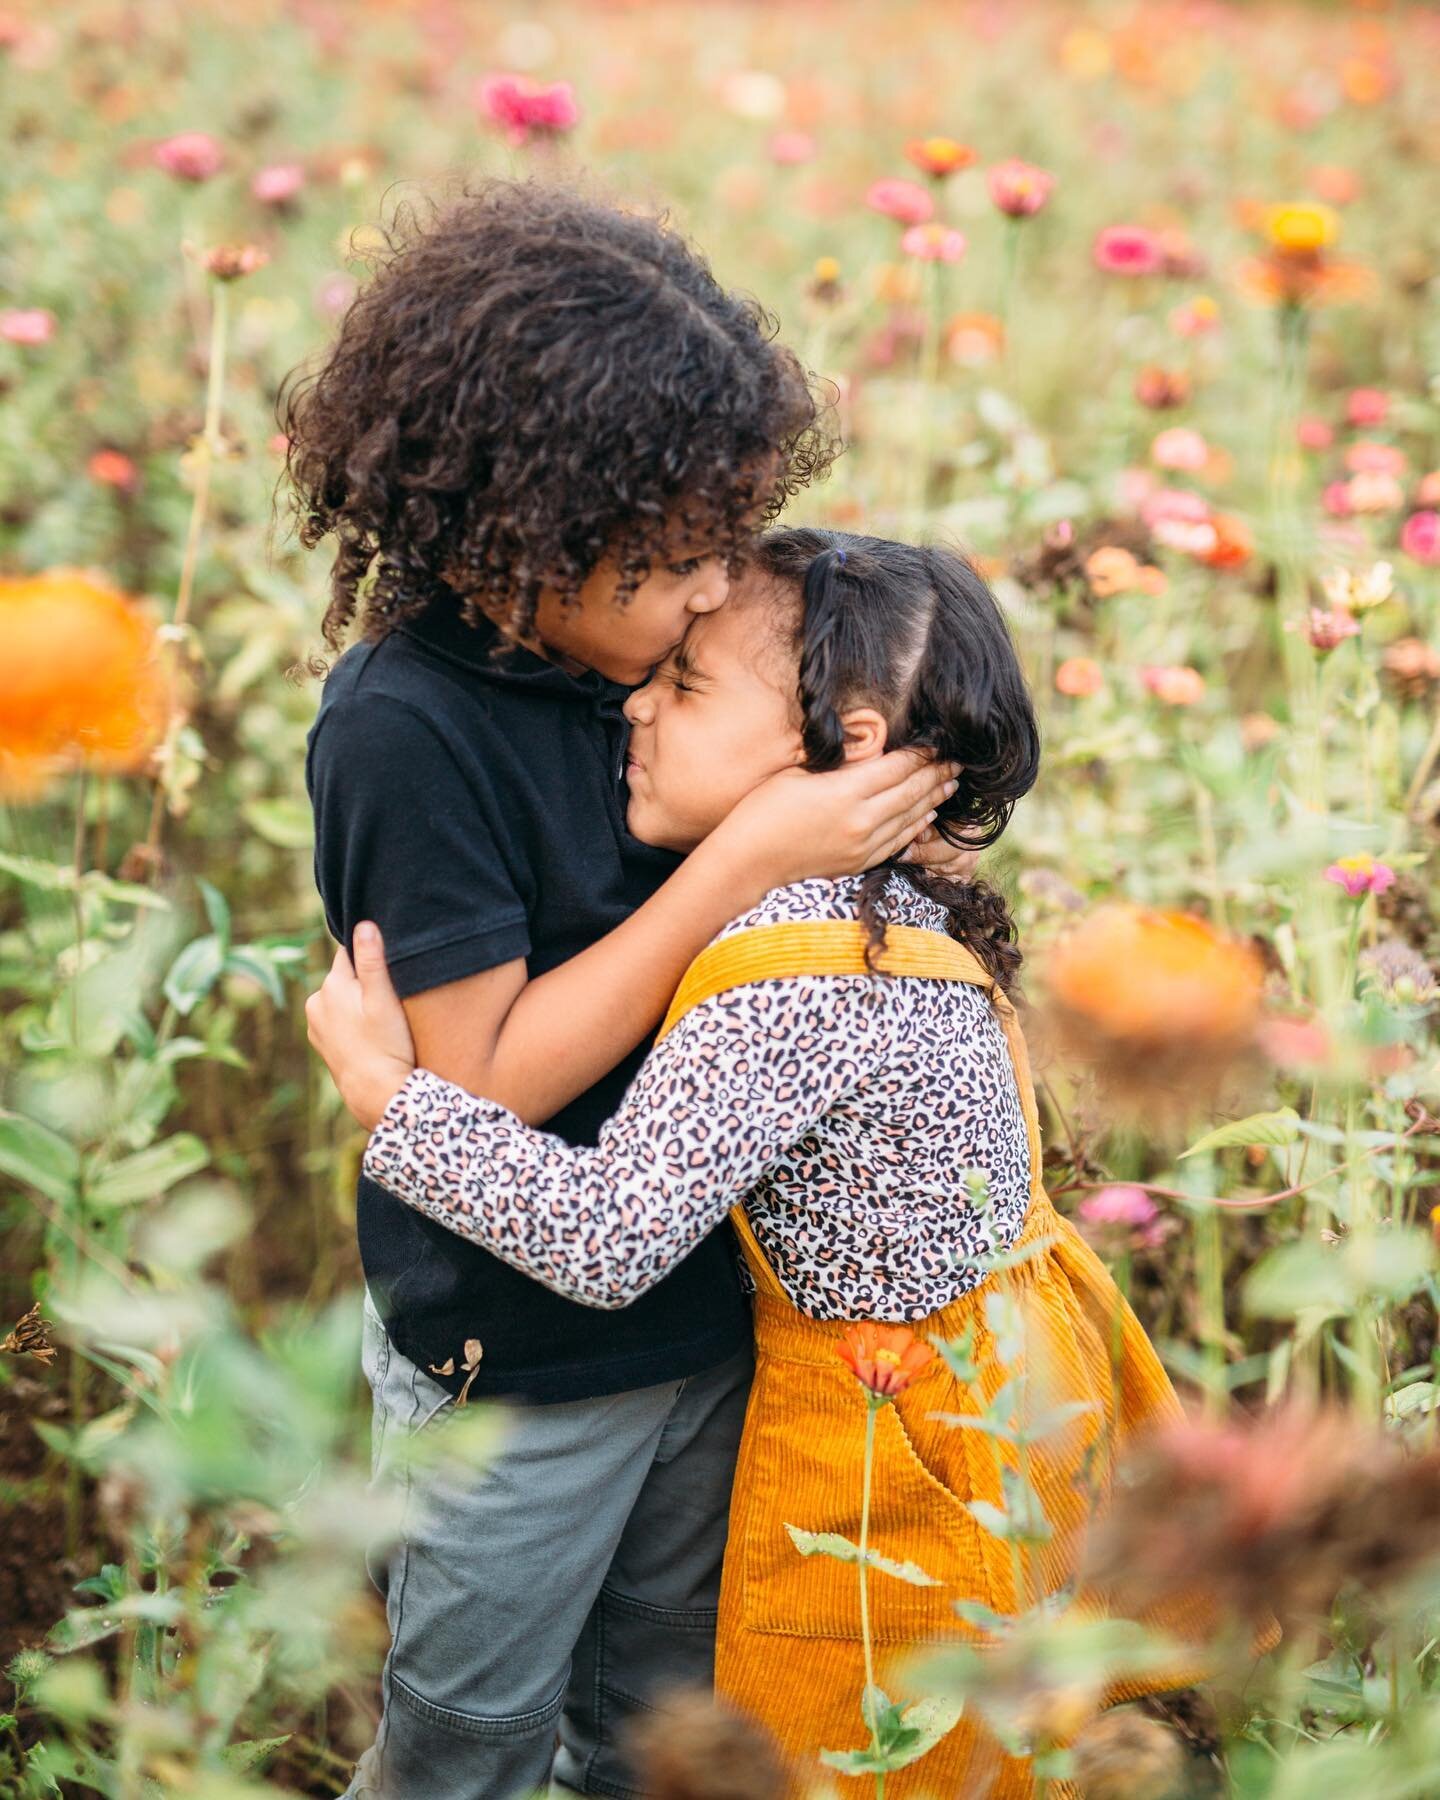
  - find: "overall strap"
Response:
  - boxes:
[656,921,1046,1297]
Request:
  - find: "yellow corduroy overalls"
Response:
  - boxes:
[657,920,1226,1799]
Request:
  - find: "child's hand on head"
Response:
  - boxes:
[305,922,418,1132]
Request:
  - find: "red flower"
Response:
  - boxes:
[475,73,580,146]
[836,1323,934,1399]
[1093,224,1163,276]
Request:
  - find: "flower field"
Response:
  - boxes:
[2,1,1440,1794]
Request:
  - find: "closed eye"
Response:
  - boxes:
[667,558,703,578]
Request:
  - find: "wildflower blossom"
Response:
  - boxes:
[767,130,814,166]
[251,162,305,206]
[0,568,172,800]
[1296,416,1334,451]
[1133,365,1190,409]
[906,136,974,178]
[1324,853,1395,898]
[87,449,139,491]
[0,307,55,346]
[475,73,580,145]
[1150,427,1208,472]
[1297,606,1362,652]
[1358,941,1437,1007]
[152,131,223,181]
[1345,387,1389,427]
[1320,562,1393,613]
[1141,664,1206,706]
[1093,224,1163,276]
[1084,545,1141,597]
[1168,295,1219,337]
[1055,656,1104,697]
[865,176,934,225]
[987,158,1054,216]
[1400,511,1440,565]
[836,1323,934,1400]
[901,222,966,263]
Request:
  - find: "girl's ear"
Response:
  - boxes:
[839,707,889,763]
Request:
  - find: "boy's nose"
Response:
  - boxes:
[686,559,729,614]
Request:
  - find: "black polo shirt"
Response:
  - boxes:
[305,600,751,1403]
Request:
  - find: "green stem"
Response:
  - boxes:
[1196,1201,1226,1418]
[906,260,945,533]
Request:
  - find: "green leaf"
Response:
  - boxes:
[243,796,315,850]
[222,1736,291,1775]
[87,1135,210,1208]
[222,945,285,1007]
[785,1524,941,1587]
[0,1111,80,1204]
[820,1695,964,1775]
[0,851,169,911]
[931,1325,979,1384]
[952,1598,1015,1635]
[196,877,231,953]
[163,935,224,1015]
[953,1234,1058,1275]
[1180,1106,1301,1159]
[929,1397,1099,1448]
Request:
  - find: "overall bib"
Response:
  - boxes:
[657,920,1238,1798]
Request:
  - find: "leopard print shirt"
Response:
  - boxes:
[363,873,1033,1321]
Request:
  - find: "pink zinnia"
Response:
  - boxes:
[1300,606,1361,653]
[1141,487,1210,527]
[1346,388,1389,428]
[152,132,224,182]
[0,307,55,346]
[866,177,934,226]
[768,130,815,166]
[1093,224,1163,276]
[1345,441,1406,478]
[1400,511,1440,566]
[252,163,305,206]
[1324,854,1396,898]
[1141,664,1206,706]
[987,159,1054,218]
[1296,416,1334,452]
[1079,1185,1158,1229]
[901,222,966,263]
[475,73,580,146]
[1322,480,1354,519]
[1151,428,1209,472]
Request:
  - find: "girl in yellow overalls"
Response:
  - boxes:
[310,528,1252,1796]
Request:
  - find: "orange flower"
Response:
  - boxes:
[1047,904,1263,1050]
[836,1323,934,1399]
[1055,656,1104,697]
[1197,512,1253,569]
[1084,546,1141,597]
[905,136,975,178]
[0,568,172,800]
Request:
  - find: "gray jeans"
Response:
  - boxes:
[345,1290,753,1800]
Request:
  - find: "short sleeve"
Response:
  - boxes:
[306,690,531,998]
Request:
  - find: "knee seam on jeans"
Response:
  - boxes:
[597,1582,720,1629]
[389,1671,568,1739]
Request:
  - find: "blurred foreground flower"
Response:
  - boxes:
[622,1688,783,1800]
[1083,1406,1440,1632]
[475,72,580,145]
[1044,905,1263,1116]
[1076,1185,1171,1254]
[1324,853,1396,898]
[837,1322,934,1400]
[152,131,223,181]
[0,568,172,800]
[987,158,1054,217]
[1070,1709,1183,1800]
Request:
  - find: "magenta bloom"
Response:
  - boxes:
[0,307,55,346]
[475,73,580,146]
[152,132,224,182]
[1400,510,1440,566]
[252,163,305,206]
[866,177,934,226]
[1093,225,1164,277]
[901,223,967,263]
[987,158,1054,218]
[1324,854,1397,898]
[1079,1185,1159,1229]
[1346,387,1389,428]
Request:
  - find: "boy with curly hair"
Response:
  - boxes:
[286,178,960,1799]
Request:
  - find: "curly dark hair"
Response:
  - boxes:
[748,527,1042,997]
[277,177,839,651]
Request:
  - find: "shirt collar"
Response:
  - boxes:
[395,600,635,710]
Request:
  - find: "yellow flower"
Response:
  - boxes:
[1263,202,1339,255]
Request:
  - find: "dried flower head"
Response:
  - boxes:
[1084,1405,1440,1633]
[1358,939,1437,1007]
[1070,1707,1184,1800]
[622,1688,785,1800]
[190,242,270,282]
[1,1302,57,1366]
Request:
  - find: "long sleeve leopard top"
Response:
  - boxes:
[363,873,1033,1320]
